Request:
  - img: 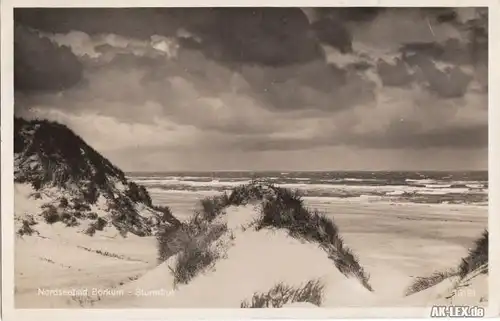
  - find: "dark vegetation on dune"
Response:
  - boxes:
[157,211,228,285]
[405,229,488,296]
[169,223,226,286]
[240,279,325,308]
[157,181,373,291]
[17,215,39,236]
[14,118,179,237]
[254,185,373,291]
[458,229,488,278]
[15,118,126,195]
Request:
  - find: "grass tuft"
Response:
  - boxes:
[197,195,230,222]
[404,269,457,296]
[94,217,108,230]
[152,205,181,226]
[157,210,228,285]
[86,212,99,220]
[84,217,108,236]
[157,214,228,263]
[171,241,221,286]
[405,229,489,296]
[17,217,38,236]
[458,229,488,278]
[59,197,69,208]
[61,213,80,227]
[42,205,60,224]
[84,225,97,236]
[240,279,325,308]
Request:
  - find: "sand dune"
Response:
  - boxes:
[14,183,488,309]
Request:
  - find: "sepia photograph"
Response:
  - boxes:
[9,6,489,312]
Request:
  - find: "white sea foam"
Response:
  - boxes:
[343,178,383,182]
[132,178,252,187]
[148,188,226,196]
[129,174,487,206]
[386,190,405,196]
[425,184,452,188]
[405,179,438,184]
[466,184,484,189]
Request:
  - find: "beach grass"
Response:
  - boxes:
[157,182,372,291]
[240,279,325,308]
[405,229,488,296]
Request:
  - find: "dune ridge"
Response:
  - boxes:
[13,118,488,309]
[14,117,179,238]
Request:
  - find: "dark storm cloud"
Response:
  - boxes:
[238,61,375,112]
[351,122,488,149]
[94,44,375,115]
[15,8,326,67]
[401,39,485,67]
[368,8,487,96]
[312,7,385,22]
[183,8,325,66]
[225,121,488,152]
[311,18,352,53]
[399,8,488,67]
[12,7,488,165]
[231,136,328,152]
[376,58,413,87]
[14,8,180,39]
[431,8,459,24]
[425,66,472,98]
[403,53,473,98]
[306,8,388,54]
[14,26,83,92]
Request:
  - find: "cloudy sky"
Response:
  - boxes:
[14,8,488,171]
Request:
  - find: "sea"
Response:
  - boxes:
[128,171,488,210]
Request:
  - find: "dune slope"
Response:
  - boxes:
[99,204,375,308]
[13,118,488,310]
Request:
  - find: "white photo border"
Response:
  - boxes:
[2,1,499,320]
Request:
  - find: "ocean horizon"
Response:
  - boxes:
[128,170,488,206]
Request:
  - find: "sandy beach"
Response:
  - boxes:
[14,187,487,308]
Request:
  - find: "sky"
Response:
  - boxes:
[14,8,488,171]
